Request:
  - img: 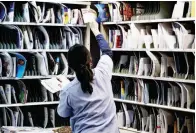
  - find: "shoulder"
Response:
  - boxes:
[100,55,113,63]
[61,78,79,94]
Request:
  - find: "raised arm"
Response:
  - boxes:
[90,21,113,79]
[90,21,112,58]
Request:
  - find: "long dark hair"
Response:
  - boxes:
[68,44,93,94]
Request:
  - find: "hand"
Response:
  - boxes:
[56,77,62,88]
[89,21,98,31]
[89,21,100,36]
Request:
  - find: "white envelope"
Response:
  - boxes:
[151,29,159,48]
[122,103,134,128]
[163,109,175,133]
[22,2,30,22]
[42,9,51,23]
[0,52,13,77]
[159,23,177,49]
[6,108,15,126]
[117,111,125,127]
[50,8,55,23]
[43,107,48,128]
[71,9,79,24]
[131,23,145,49]
[13,111,19,126]
[117,25,128,48]
[146,51,161,77]
[36,26,49,49]
[29,1,41,23]
[0,86,8,104]
[28,112,34,127]
[156,114,161,133]
[176,82,187,108]
[49,109,55,128]
[23,26,33,49]
[41,86,48,102]
[172,22,195,49]
[138,57,150,76]
[34,52,49,76]
[172,2,185,19]
[11,86,17,103]
[182,84,195,109]
[5,84,11,104]
[81,8,97,23]
[41,75,70,93]
[60,53,69,76]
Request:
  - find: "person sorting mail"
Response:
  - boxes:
[57,20,119,133]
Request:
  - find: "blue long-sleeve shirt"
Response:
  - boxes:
[95,34,113,58]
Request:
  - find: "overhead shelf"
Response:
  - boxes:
[103,18,195,25]
[0,0,91,5]
[0,22,87,27]
[114,98,195,113]
[112,73,195,84]
[112,48,195,52]
[35,0,91,5]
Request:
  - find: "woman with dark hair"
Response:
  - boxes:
[57,21,119,133]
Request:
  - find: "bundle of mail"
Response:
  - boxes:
[108,22,195,50]
[0,105,70,128]
[1,126,72,133]
[95,1,194,22]
[112,78,195,110]
[0,25,84,50]
[0,52,73,78]
[116,103,195,133]
[113,52,195,80]
[1,126,54,133]
[0,1,84,25]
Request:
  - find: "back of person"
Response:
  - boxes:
[64,55,119,133]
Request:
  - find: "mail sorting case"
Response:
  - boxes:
[0,1,195,133]
[95,1,195,133]
[0,0,91,129]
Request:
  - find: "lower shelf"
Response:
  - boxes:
[114,98,195,113]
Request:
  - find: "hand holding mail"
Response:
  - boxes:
[89,20,100,36]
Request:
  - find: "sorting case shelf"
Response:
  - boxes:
[0,0,90,129]
[99,1,195,132]
[0,0,195,132]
